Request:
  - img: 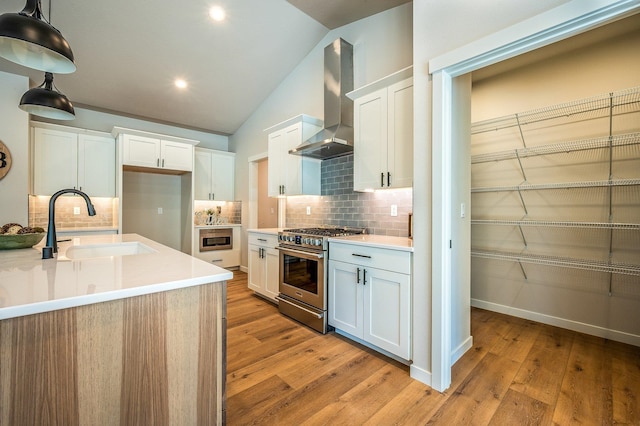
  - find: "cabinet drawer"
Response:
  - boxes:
[193,248,240,268]
[248,232,278,247]
[329,242,411,274]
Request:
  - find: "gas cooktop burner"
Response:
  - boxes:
[283,227,366,237]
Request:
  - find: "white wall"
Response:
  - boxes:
[230,3,413,266]
[0,71,29,225]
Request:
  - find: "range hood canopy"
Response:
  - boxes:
[290,38,354,160]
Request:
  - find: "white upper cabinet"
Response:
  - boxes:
[266,115,323,197]
[194,148,235,201]
[32,125,115,197]
[119,130,195,172]
[349,67,413,191]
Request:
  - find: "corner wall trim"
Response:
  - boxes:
[451,336,473,365]
[410,365,433,388]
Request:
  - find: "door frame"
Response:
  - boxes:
[426,0,640,392]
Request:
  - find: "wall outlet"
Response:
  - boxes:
[306,206,311,215]
[158,207,163,215]
[460,202,466,218]
[391,204,398,217]
[73,207,81,215]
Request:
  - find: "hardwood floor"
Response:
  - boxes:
[226,272,640,425]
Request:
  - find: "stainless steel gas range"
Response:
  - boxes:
[277,227,366,334]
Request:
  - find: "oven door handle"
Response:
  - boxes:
[277,247,324,259]
[276,296,323,319]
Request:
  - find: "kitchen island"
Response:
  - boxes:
[0,234,231,425]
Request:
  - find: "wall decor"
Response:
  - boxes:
[0,141,11,180]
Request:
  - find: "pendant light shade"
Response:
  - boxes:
[19,72,75,120]
[0,0,75,74]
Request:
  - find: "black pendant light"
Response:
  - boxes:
[0,0,75,74]
[19,72,74,120]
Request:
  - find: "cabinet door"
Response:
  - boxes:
[363,268,411,359]
[387,78,413,189]
[264,247,280,300]
[161,140,193,171]
[32,127,78,195]
[282,123,303,196]
[211,152,234,201]
[77,134,115,197]
[353,88,387,191]
[194,149,213,200]
[248,244,265,293]
[328,260,363,338]
[122,134,161,168]
[267,131,284,197]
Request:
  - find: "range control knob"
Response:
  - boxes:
[315,239,322,246]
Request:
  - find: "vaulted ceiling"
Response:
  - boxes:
[0,0,410,134]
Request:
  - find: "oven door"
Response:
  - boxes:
[278,246,325,310]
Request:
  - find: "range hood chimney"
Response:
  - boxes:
[290,38,353,160]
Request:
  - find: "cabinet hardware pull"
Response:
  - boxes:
[157,158,160,167]
[276,296,323,319]
[357,267,361,284]
[162,159,165,167]
[363,269,367,285]
[258,238,267,242]
[352,253,372,258]
[387,172,391,187]
[212,193,215,200]
[381,172,384,187]
[212,259,223,262]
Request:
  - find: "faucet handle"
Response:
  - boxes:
[42,246,54,259]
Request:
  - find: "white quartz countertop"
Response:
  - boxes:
[247,228,283,235]
[0,234,232,320]
[328,235,414,252]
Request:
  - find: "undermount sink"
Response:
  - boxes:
[64,242,156,260]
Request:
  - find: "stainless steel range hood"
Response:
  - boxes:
[289,38,353,160]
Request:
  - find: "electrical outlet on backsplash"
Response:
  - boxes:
[193,200,242,225]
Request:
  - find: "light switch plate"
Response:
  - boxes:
[158,207,163,215]
[306,206,311,215]
[73,207,80,215]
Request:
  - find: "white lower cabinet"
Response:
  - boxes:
[192,227,240,268]
[248,231,279,301]
[329,241,411,360]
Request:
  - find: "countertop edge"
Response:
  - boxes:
[328,235,414,252]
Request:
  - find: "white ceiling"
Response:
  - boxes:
[0,0,407,135]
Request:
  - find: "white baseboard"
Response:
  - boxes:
[471,299,640,347]
[451,335,473,365]
[239,265,248,273]
[410,364,432,387]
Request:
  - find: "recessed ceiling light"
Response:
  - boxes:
[175,78,188,89]
[209,6,225,22]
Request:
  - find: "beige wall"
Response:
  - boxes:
[257,160,277,228]
[0,71,29,226]
[469,16,640,339]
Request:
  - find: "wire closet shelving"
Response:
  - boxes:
[470,86,640,288]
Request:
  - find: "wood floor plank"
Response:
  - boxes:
[421,352,521,424]
[488,389,552,425]
[552,334,614,425]
[301,362,414,425]
[226,273,640,425]
[612,341,640,424]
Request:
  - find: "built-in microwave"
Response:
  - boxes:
[199,228,233,252]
